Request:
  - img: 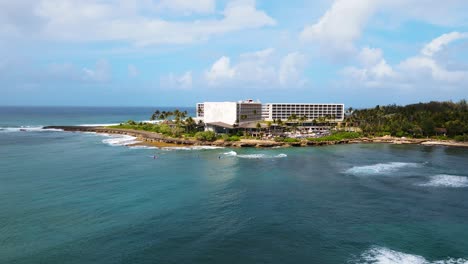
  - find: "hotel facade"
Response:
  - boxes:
[197,100,345,127]
[197,100,262,125]
[262,103,345,122]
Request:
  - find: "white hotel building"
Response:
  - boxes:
[262,103,345,122]
[197,101,345,127]
[197,100,262,126]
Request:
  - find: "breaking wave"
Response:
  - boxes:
[353,246,468,264]
[222,151,287,159]
[101,134,140,147]
[345,162,422,176]
[161,146,225,151]
[128,145,158,150]
[0,126,63,133]
[419,175,468,188]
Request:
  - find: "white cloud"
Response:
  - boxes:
[300,0,468,57]
[0,1,45,36]
[421,32,468,57]
[5,0,274,46]
[156,0,216,15]
[82,59,111,82]
[279,52,308,86]
[300,0,376,55]
[342,32,468,90]
[342,47,394,87]
[160,71,193,90]
[204,48,308,88]
[127,64,138,77]
[359,47,384,67]
[399,56,467,83]
[205,56,236,85]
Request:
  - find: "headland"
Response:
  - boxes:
[43,126,468,148]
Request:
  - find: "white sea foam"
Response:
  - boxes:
[128,145,158,150]
[222,151,287,159]
[161,146,225,151]
[419,175,468,188]
[223,151,238,156]
[345,162,421,176]
[355,246,467,264]
[101,134,140,146]
[0,126,63,133]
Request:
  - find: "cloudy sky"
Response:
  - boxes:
[1,0,468,107]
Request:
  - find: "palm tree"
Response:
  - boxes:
[159,111,167,120]
[184,116,196,133]
[266,121,272,134]
[151,110,161,121]
[299,115,307,128]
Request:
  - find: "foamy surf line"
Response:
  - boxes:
[0,126,63,133]
[101,134,141,147]
[223,151,287,159]
[345,162,422,176]
[419,174,468,188]
[352,246,468,264]
[161,146,225,151]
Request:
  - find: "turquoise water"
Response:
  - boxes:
[1,107,468,263]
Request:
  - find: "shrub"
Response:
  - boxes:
[159,124,172,135]
[283,138,300,143]
[195,131,217,141]
[227,135,240,141]
[308,131,362,142]
[454,135,468,142]
[274,137,285,142]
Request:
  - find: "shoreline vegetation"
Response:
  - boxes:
[43,126,468,148]
[43,100,468,149]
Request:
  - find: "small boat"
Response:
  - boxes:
[19,129,27,132]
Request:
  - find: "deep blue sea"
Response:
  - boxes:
[1,106,468,264]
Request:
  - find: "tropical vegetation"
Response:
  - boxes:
[347,100,468,140]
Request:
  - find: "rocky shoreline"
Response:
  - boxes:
[43,126,468,148]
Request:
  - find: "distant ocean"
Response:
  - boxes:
[1,106,468,264]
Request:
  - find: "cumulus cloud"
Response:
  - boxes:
[160,71,193,90]
[300,0,376,55]
[155,0,216,15]
[204,48,308,88]
[0,1,46,36]
[1,0,275,46]
[300,0,468,57]
[279,52,308,86]
[342,32,468,90]
[421,32,468,57]
[205,56,236,85]
[343,47,394,85]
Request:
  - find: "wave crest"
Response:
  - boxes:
[354,246,467,264]
[222,151,287,159]
[101,135,140,146]
[345,162,421,176]
[419,175,468,188]
[161,146,225,151]
[0,126,63,133]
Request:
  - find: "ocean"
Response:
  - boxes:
[1,106,468,264]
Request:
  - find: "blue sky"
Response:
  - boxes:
[1,0,468,107]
